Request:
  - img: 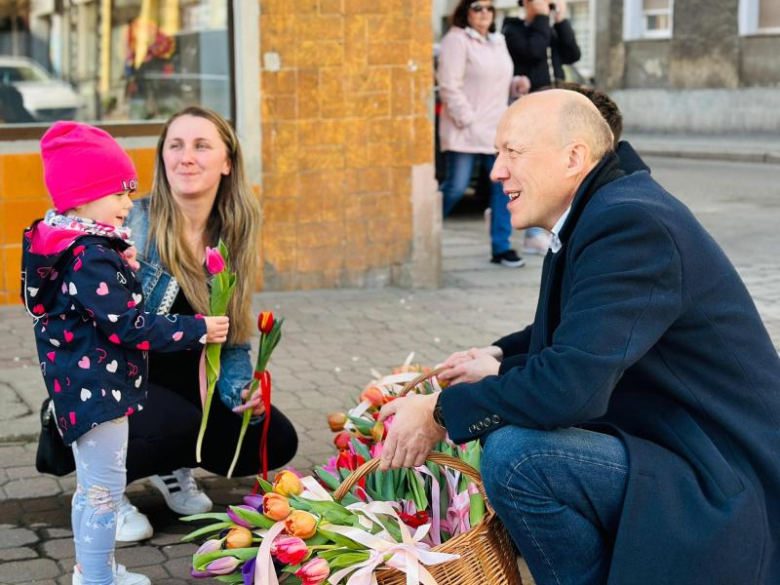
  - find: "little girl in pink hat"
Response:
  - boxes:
[22,121,230,585]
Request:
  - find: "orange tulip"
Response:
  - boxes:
[225,525,253,549]
[263,492,291,521]
[327,412,347,432]
[359,386,384,407]
[273,470,303,497]
[285,510,318,539]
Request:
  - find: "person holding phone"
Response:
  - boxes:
[503,0,582,255]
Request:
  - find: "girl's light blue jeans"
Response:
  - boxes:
[72,418,128,584]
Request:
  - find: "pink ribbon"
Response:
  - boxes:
[413,466,442,546]
[254,521,286,585]
[443,490,470,537]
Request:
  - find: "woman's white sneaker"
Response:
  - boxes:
[149,468,213,515]
[73,563,151,585]
[115,495,154,542]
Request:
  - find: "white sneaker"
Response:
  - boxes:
[149,468,213,515]
[73,562,151,585]
[115,495,154,542]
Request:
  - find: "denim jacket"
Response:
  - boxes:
[126,198,253,412]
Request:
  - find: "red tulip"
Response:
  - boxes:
[294,558,330,585]
[205,246,226,275]
[272,536,308,565]
[333,431,352,451]
[399,510,430,528]
[258,311,274,334]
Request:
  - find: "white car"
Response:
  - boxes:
[0,56,82,122]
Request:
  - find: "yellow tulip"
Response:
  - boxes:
[273,470,303,497]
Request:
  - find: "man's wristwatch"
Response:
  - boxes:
[433,393,446,429]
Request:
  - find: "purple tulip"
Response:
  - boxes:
[205,556,240,575]
[243,494,265,510]
[227,504,257,528]
[191,567,213,578]
[196,539,222,555]
[242,557,256,585]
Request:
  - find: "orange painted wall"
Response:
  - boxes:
[0,148,157,305]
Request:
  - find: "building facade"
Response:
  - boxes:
[0,0,440,305]
[595,0,780,133]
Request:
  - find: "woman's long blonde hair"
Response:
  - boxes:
[148,106,260,344]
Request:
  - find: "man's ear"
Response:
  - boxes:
[564,142,589,177]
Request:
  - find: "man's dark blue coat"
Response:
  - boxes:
[441,154,780,584]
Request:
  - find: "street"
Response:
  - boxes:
[0,155,777,583]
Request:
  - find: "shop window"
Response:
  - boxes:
[0,0,233,134]
[623,0,674,41]
[739,0,780,35]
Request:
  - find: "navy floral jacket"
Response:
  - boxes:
[21,216,207,445]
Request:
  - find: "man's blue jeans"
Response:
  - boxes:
[440,151,513,255]
[481,426,629,585]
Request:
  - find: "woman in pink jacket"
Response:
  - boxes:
[438,0,529,267]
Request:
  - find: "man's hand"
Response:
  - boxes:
[438,347,501,385]
[378,393,446,470]
[232,383,266,417]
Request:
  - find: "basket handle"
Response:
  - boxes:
[398,365,446,397]
[333,452,486,502]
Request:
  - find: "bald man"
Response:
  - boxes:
[379,91,780,584]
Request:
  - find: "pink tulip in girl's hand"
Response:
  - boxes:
[123,246,140,271]
[205,246,227,275]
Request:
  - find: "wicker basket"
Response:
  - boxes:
[333,452,523,585]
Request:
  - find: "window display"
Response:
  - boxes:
[0,0,232,127]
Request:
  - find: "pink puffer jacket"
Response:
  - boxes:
[437,27,514,154]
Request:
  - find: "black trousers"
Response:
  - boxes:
[126,382,298,483]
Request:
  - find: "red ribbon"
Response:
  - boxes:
[251,369,272,494]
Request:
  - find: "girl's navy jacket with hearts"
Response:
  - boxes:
[21,217,207,445]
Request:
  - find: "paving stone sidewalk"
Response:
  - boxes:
[0,156,778,584]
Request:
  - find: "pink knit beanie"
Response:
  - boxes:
[41,121,138,213]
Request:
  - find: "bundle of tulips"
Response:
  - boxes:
[183,469,460,584]
[186,355,487,583]
[320,355,484,546]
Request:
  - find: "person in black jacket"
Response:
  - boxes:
[503,0,581,92]
[504,0,582,254]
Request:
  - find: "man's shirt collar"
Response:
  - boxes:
[549,206,572,254]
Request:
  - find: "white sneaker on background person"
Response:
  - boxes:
[149,468,213,515]
[115,495,154,542]
[73,562,151,585]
